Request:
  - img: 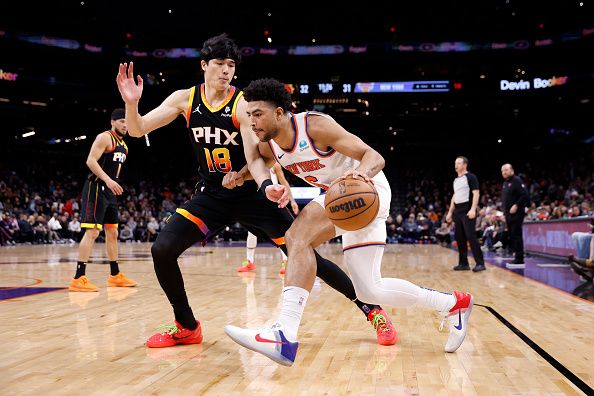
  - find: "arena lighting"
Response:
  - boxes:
[22,131,35,138]
[74,135,87,141]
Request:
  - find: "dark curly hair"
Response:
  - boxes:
[200,33,241,64]
[243,78,292,112]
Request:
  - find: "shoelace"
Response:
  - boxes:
[371,313,391,333]
[438,312,452,331]
[158,324,180,336]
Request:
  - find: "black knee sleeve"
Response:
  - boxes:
[151,214,204,329]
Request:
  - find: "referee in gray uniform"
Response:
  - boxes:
[445,156,486,272]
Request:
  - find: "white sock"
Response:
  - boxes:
[246,232,257,263]
[277,286,309,341]
[416,287,456,313]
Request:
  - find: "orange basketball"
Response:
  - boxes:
[324,177,379,231]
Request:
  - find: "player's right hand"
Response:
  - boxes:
[106,179,124,195]
[265,185,289,208]
[222,171,244,189]
[116,62,143,104]
[446,213,452,224]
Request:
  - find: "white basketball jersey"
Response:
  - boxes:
[268,112,387,190]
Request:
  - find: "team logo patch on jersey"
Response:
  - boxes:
[299,140,308,150]
[221,106,232,117]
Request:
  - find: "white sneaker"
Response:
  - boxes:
[506,262,525,269]
[493,241,503,248]
[440,291,474,353]
[224,322,299,366]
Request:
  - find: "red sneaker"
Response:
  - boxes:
[236,260,256,272]
[368,308,397,346]
[146,321,203,348]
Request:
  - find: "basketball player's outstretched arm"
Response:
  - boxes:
[308,115,385,181]
[116,62,188,137]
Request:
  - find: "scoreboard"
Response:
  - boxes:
[290,81,450,95]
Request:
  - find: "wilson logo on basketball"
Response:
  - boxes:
[329,198,367,214]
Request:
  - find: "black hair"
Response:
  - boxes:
[243,78,292,112]
[111,108,125,120]
[200,33,241,64]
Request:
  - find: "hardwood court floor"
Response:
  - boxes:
[1,243,592,395]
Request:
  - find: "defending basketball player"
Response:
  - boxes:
[237,163,298,274]
[69,109,138,292]
[224,78,474,366]
[116,34,396,348]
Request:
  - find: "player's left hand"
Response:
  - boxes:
[222,171,244,189]
[290,200,300,215]
[339,169,373,184]
[510,204,518,214]
[467,209,476,219]
[265,185,289,208]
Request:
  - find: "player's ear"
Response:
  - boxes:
[200,60,207,72]
[275,107,284,120]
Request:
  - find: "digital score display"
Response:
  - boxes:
[296,83,354,94]
[293,81,450,94]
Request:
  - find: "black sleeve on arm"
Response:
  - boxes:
[467,173,479,190]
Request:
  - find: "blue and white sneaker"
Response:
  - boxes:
[440,291,474,353]
[224,322,299,366]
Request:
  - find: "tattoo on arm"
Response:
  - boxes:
[365,164,381,178]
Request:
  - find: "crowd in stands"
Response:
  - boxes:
[1,161,593,247]
[386,161,594,249]
[0,169,196,246]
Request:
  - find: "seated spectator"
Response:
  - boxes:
[147,217,159,242]
[47,213,62,242]
[119,224,134,242]
[569,222,593,281]
[17,214,34,243]
[435,220,452,246]
[403,214,420,242]
[134,218,147,242]
[0,213,16,245]
[68,213,82,242]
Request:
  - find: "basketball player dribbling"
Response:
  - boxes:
[224,78,474,366]
[69,109,138,292]
[237,162,299,275]
[116,33,396,348]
